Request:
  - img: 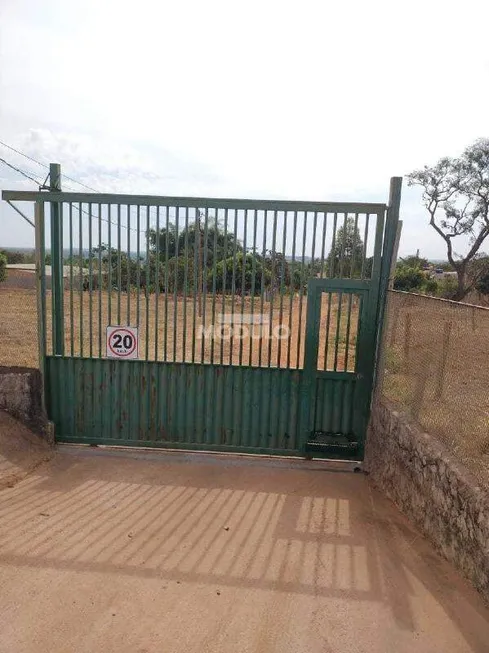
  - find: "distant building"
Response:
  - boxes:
[3,264,102,290]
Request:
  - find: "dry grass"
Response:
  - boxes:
[383,291,489,487]
[0,289,39,368]
[0,287,359,371]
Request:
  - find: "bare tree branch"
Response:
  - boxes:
[408,138,489,300]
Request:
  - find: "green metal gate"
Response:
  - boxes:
[2,175,401,460]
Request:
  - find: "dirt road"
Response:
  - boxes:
[0,446,488,652]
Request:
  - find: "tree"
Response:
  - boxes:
[476,269,489,296]
[148,213,242,267]
[0,252,7,283]
[93,244,142,291]
[211,252,270,295]
[393,265,426,292]
[393,253,440,294]
[466,254,489,294]
[148,223,178,259]
[0,249,35,264]
[262,251,291,292]
[327,216,364,277]
[408,139,489,301]
[399,254,429,269]
[393,264,438,294]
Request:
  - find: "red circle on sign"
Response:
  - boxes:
[108,328,137,357]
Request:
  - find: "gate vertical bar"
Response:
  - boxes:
[35,201,47,409]
[300,284,320,452]
[49,163,64,356]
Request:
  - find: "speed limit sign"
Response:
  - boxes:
[106,326,139,359]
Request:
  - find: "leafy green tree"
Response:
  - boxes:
[288,261,313,291]
[327,217,364,277]
[162,256,196,293]
[93,244,142,291]
[148,214,242,268]
[261,251,291,292]
[476,271,489,296]
[148,223,178,259]
[399,254,429,269]
[0,249,35,264]
[0,252,7,283]
[393,255,439,294]
[393,266,426,292]
[436,276,459,299]
[423,277,439,294]
[211,252,270,294]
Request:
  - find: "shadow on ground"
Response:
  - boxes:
[0,446,488,653]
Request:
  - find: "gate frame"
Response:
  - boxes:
[3,176,402,459]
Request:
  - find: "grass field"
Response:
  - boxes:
[0,287,359,371]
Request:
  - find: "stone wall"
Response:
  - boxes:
[365,398,489,603]
[0,366,52,443]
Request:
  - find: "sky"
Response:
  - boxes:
[1,0,488,258]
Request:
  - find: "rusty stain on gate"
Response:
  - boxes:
[2,175,401,459]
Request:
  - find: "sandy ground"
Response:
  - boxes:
[0,411,53,489]
[0,446,488,653]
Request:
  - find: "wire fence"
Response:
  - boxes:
[381,290,489,488]
[0,283,39,368]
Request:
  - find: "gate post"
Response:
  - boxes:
[50,163,64,356]
[373,177,403,399]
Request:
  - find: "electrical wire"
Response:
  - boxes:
[0,157,48,188]
[0,154,140,234]
[0,140,182,235]
[0,138,99,193]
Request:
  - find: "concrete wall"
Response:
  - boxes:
[365,398,489,602]
[0,367,52,443]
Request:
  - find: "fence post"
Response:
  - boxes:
[387,221,402,350]
[50,163,64,356]
[435,320,452,400]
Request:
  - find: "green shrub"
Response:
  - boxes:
[393,266,425,292]
[436,276,459,299]
[0,252,7,283]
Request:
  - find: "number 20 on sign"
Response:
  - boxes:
[106,326,139,359]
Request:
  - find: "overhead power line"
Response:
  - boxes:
[0,154,140,234]
[0,157,48,188]
[0,138,99,193]
[0,139,179,236]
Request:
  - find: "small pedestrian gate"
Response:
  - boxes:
[3,174,401,460]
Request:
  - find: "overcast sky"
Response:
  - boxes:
[1,0,488,258]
